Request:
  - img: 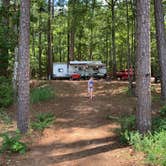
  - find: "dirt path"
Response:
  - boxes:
[4,80,144,166]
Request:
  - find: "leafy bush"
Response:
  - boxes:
[119,115,136,132]
[0,76,13,108]
[152,105,166,131]
[107,115,119,121]
[152,117,166,131]
[122,86,135,96]
[31,112,55,131]
[115,115,136,144]
[0,108,12,124]
[119,107,166,166]
[30,85,55,104]
[127,131,166,166]
[159,105,166,117]
[122,87,132,95]
[0,130,27,154]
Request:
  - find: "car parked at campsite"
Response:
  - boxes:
[70,73,81,80]
[116,68,134,80]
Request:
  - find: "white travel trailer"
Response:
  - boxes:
[69,61,107,78]
[52,61,107,79]
[52,63,69,78]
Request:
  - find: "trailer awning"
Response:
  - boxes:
[69,61,105,66]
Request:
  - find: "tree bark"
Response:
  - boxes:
[13,47,18,102]
[17,0,30,134]
[0,0,10,77]
[69,30,75,60]
[47,0,52,80]
[51,0,54,63]
[154,0,166,100]
[111,0,116,78]
[125,0,133,92]
[68,0,76,61]
[13,0,19,102]
[38,11,42,79]
[89,0,96,60]
[136,0,151,134]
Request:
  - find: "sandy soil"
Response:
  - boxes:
[0,80,150,166]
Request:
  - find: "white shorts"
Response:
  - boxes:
[88,87,93,92]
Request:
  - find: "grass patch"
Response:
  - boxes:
[30,85,55,104]
[107,115,119,121]
[0,130,27,154]
[122,87,130,95]
[125,131,166,166]
[31,112,55,131]
[121,86,135,96]
[0,76,13,108]
[118,105,166,166]
[0,109,12,125]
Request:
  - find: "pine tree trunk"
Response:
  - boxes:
[68,0,76,61]
[77,30,82,60]
[125,0,132,92]
[47,0,52,80]
[13,0,19,102]
[89,0,96,60]
[136,0,151,134]
[111,0,116,78]
[59,33,62,62]
[38,11,42,79]
[69,30,75,60]
[105,30,109,68]
[17,0,30,134]
[13,47,18,102]
[51,0,54,63]
[154,0,166,100]
[131,0,136,68]
[0,0,10,77]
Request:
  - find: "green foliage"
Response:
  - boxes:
[152,105,166,132]
[30,85,55,104]
[159,105,166,117]
[119,106,166,166]
[122,87,129,94]
[31,112,55,131]
[0,76,13,108]
[0,130,27,154]
[118,115,136,144]
[119,115,136,132]
[152,117,166,131]
[0,108,12,124]
[121,87,133,96]
[107,115,119,121]
[126,131,166,166]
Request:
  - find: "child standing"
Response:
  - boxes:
[88,76,94,100]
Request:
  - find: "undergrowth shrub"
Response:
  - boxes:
[31,112,55,131]
[0,130,27,154]
[152,105,166,131]
[119,105,166,166]
[118,115,136,144]
[122,85,136,96]
[0,108,12,124]
[159,105,166,117]
[126,131,166,166]
[122,87,132,96]
[30,85,55,104]
[0,76,13,108]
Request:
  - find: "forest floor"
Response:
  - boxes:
[0,80,161,166]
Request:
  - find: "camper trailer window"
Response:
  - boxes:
[93,67,99,71]
[58,68,63,72]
